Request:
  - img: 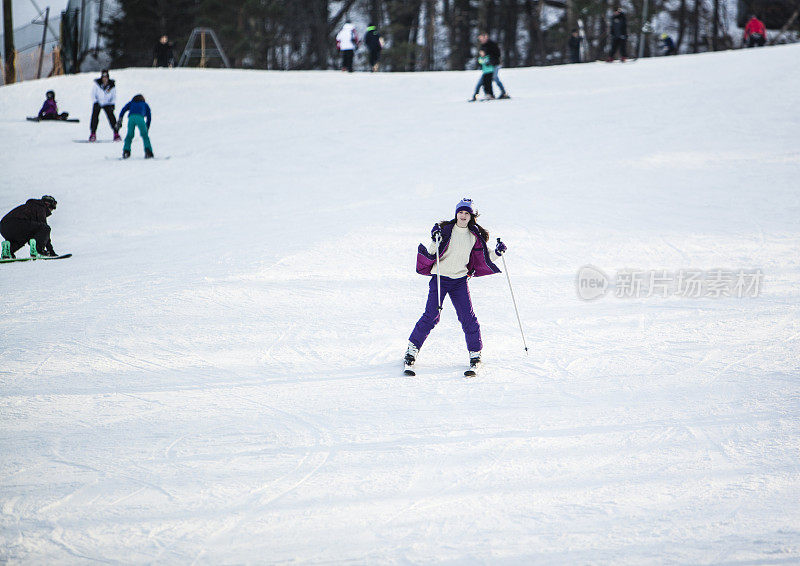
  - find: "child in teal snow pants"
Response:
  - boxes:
[117,94,154,159]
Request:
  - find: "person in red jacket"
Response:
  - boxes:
[744,15,767,47]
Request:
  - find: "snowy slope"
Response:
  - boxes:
[1,46,799,564]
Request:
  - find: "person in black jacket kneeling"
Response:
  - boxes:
[0,196,59,258]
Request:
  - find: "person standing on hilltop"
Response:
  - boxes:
[153,35,175,68]
[364,23,384,72]
[607,7,629,62]
[336,19,360,72]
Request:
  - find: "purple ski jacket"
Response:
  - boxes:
[416,222,501,277]
[38,99,58,117]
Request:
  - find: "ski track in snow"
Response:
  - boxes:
[1,45,800,563]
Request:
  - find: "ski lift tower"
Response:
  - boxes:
[178,27,230,68]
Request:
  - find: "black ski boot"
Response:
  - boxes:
[404,342,419,376]
[122,150,131,159]
[144,149,154,159]
[465,351,482,377]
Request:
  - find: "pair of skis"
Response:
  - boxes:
[404,360,481,378]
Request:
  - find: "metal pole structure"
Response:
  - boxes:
[2,0,15,85]
[36,7,49,79]
[497,238,528,353]
[638,0,650,59]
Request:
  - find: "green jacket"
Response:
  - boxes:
[478,55,495,74]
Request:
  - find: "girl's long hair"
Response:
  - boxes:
[439,213,489,242]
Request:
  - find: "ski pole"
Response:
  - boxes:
[498,237,528,353]
[435,230,442,311]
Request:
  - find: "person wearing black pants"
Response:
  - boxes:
[89,70,120,142]
[0,196,58,258]
[607,7,628,62]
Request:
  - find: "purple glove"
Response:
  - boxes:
[431,224,442,241]
[495,239,507,255]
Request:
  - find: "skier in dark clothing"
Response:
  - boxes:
[37,91,69,120]
[659,33,676,55]
[1,196,59,258]
[568,29,582,63]
[153,35,175,67]
[470,32,511,101]
[404,198,507,375]
[364,23,384,72]
[607,7,629,62]
[471,33,509,100]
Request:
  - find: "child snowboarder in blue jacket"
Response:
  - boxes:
[117,94,153,159]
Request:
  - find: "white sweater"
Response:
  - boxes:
[337,23,358,50]
[427,225,499,279]
[92,81,116,106]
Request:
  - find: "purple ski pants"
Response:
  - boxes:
[409,276,482,352]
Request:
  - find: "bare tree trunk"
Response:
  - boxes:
[500,0,520,67]
[449,0,472,70]
[3,0,15,84]
[423,0,436,70]
[676,0,687,51]
[692,0,700,53]
[712,0,719,50]
[478,0,495,34]
[769,1,800,44]
[537,0,546,63]
[566,0,576,34]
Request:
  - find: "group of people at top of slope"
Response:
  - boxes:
[593,9,768,64]
[336,19,385,72]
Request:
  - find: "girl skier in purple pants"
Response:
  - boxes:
[405,198,507,374]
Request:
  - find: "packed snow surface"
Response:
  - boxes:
[1,46,799,564]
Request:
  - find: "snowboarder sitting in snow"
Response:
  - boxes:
[0,195,59,259]
[117,94,154,159]
[404,198,507,373]
[37,90,70,120]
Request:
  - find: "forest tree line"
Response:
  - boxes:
[101,0,799,71]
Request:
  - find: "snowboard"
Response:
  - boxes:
[0,253,71,264]
[468,96,511,103]
[106,156,171,161]
[27,116,80,123]
[598,58,638,63]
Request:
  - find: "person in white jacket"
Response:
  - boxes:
[89,69,120,142]
[336,20,359,72]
